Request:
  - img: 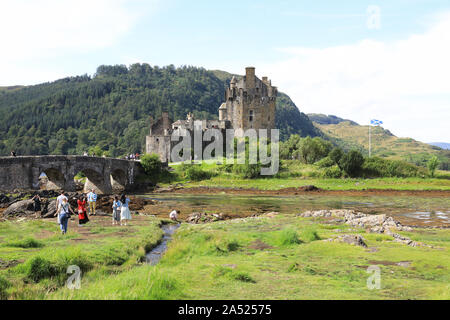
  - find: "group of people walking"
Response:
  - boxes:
[54,189,132,235]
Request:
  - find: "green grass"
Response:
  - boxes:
[0,217,163,299]
[160,160,450,191]
[34,214,450,300]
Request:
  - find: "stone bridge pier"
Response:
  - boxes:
[0,156,142,194]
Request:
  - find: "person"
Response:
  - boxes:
[87,189,97,216]
[32,194,42,218]
[56,191,68,212]
[10,150,16,157]
[120,194,132,226]
[77,195,89,226]
[169,209,180,222]
[57,197,74,235]
[112,196,122,225]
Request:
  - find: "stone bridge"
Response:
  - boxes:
[0,156,143,194]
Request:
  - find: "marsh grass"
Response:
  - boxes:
[4,237,44,248]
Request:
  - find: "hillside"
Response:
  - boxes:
[0,64,318,157]
[429,142,450,150]
[312,117,450,169]
[307,113,358,126]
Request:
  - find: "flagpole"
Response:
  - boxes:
[369,124,371,157]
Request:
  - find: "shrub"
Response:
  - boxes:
[278,228,302,246]
[339,150,364,177]
[232,163,261,179]
[316,156,335,168]
[321,165,342,178]
[427,156,439,178]
[140,153,163,178]
[329,147,344,167]
[184,165,213,181]
[362,157,422,178]
[226,240,240,252]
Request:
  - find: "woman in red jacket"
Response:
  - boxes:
[77,195,89,226]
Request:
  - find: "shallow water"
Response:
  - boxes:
[146,223,180,265]
[142,193,450,227]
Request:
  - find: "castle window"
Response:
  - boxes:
[249,110,254,122]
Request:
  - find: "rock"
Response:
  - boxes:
[4,199,35,217]
[265,212,279,218]
[186,212,225,224]
[0,194,10,207]
[42,200,57,218]
[335,234,368,248]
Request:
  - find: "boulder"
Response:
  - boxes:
[334,234,367,248]
[4,199,35,217]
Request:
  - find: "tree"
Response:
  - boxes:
[329,147,344,169]
[427,156,439,177]
[339,150,364,177]
[141,153,163,178]
[298,137,332,164]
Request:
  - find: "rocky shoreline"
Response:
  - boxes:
[0,190,157,220]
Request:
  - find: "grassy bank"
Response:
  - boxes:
[160,160,450,191]
[0,216,163,299]
[46,214,449,300]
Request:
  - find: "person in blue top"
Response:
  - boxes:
[87,189,97,216]
[112,196,122,225]
[120,194,132,226]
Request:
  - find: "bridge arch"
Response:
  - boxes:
[73,166,110,194]
[41,168,65,190]
[110,169,127,193]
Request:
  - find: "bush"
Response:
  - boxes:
[232,163,261,179]
[316,156,335,168]
[427,156,439,178]
[329,147,344,167]
[362,157,422,178]
[321,165,342,178]
[339,150,364,177]
[140,153,163,178]
[184,165,213,181]
[278,228,302,246]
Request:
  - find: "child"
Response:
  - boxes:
[112,196,122,225]
[169,210,180,222]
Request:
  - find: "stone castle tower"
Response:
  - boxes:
[218,67,277,131]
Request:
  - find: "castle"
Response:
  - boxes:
[146,67,277,163]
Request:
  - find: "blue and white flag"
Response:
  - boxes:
[370,119,383,126]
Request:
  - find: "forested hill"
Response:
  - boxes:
[0,64,319,157]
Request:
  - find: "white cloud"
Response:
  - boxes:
[262,11,450,142]
[0,0,159,84]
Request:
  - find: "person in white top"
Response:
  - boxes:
[56,191,68,211]
[56,191,68,224]
[169,210,180,222]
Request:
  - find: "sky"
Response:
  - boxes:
[1,0,449,143]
